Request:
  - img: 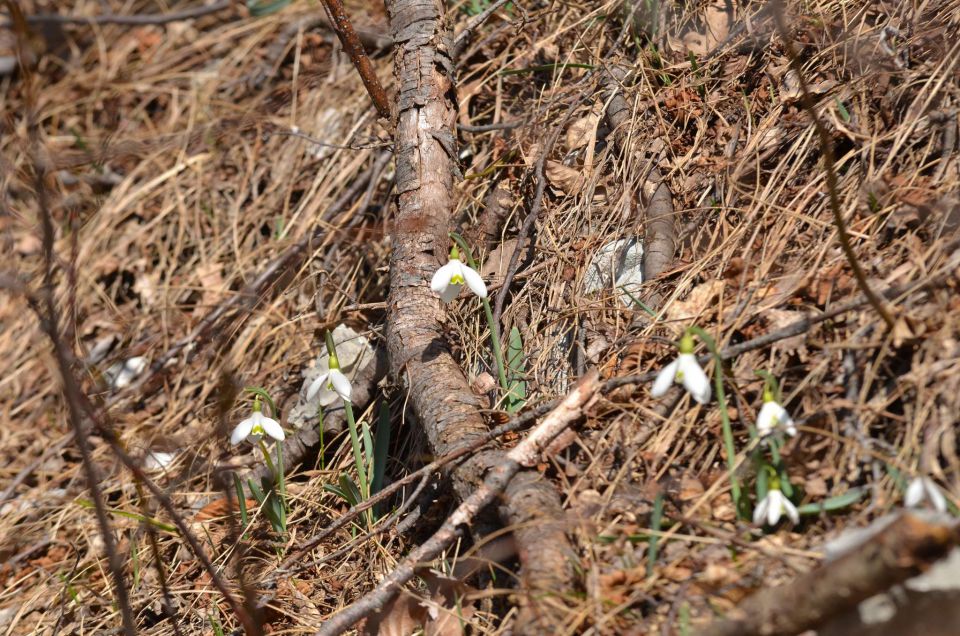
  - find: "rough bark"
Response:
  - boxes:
[695,513,960,636]
[383,1,574,627]
[384,0,492,501]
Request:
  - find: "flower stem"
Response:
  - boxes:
[258,439,277,478]
[276,442,287,512]
[344,401,369,499]
[449,232,510,399]
[689,327,743,516]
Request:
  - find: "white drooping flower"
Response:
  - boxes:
[430,245,487,303]
[651,332,711,404]
[904,476,948,513]
[753,487,800,526]
[756,399,797,437]
[306,330,354,404]
[231,407,285,446]
[307,367,352,403]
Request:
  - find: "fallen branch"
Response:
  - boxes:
[694,512,960,636]
[314,371,601,636]
[382,0,576,626]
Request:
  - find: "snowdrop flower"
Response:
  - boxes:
[905,476,947,513]
[307,330,353,403]
[430,245,487,303]
[231,404,284,446]
[756,389,797,437]
[753,487,800,526]
[651,332,711,404]
[307,367,352,403]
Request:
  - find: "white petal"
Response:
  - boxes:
[651,358,680,397]
[307,373,329,401]
[678,354,711,404]
[905,477,926,508]
[782,495,800,524]
[430,261,460,294]
[329,369,353,402]
[259,416,285,441]
[767,490,784,526]
[439,281,463,303]
[756,401,780,436]
[753,496,769,526]
[459,263,488,298]
[924,478,948,513]
[231,418,254,445]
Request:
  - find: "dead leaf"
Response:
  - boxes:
[703,0,732,50]
[363,594,424,636]
[480,238,518,281]
[545,160,586,195]
[196,261,224,307]
[663,279,725,328]
[565,111,600,153]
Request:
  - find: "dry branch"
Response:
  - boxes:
[319,0,391,119]
[314,371,601,636]
[695,513,960,636]
[382,0,576,625]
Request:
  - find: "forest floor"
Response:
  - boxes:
[2,0,959,634]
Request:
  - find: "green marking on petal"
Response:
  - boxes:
[451,274,465,285]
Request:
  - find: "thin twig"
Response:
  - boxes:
[771,0,896,330]
[319,0,391,119]
[14,3,137,626]
[453,0,514,54]
[313,371,601,636]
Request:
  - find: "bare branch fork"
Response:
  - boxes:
[314,372,602,636]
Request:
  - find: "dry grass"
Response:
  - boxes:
[2,0,959,633]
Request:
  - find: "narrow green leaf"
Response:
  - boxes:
[372,401,391,495]
[647,492,664,577]
[234,474,248,528]
[246,0,292,17]
[797,488,865,515]
[247,479,266,505]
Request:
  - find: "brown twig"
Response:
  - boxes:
[5,0,233,27]
[313,371,601,636]
[452,0,514,55]
[12,1,137,626]
[319,0,391,119]
[771,0,896,330]
[383,0,577,624]
[694,513,960,636]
